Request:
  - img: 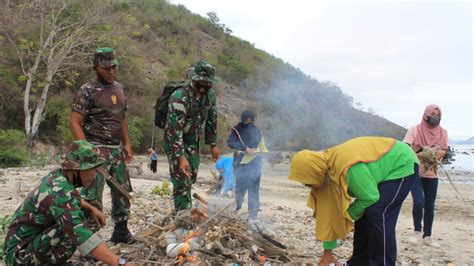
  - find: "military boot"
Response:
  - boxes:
[110,220,137,244]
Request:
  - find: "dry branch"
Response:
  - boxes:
[138,193,293,264]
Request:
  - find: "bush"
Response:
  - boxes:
[217,54,251,84]
[127,116,146,149]
[151,180,171,196]
[41,96,73,143]
[0,129,28,168]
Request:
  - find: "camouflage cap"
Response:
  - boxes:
[57,140,106,170]
[93,47,119,68]
[191,60,217,83]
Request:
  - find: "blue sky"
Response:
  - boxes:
[171,0,473,140]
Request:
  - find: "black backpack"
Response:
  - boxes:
[154,81,186,129]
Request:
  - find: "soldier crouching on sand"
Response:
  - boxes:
[2,140,131,266]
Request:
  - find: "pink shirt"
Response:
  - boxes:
[403,127,445,178]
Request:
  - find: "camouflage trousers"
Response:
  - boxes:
[165,143,201,211]
[80,147,132,223]
[5,218,100,265]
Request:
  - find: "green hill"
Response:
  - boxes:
[0,0,406,154]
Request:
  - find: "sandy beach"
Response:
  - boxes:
[1,156,473,265]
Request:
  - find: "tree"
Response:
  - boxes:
[206,11,232,34]
[0,0,110,151]
[206,11,220,26]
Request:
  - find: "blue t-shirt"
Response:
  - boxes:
[151,152,157,161]
[215,157,235,193]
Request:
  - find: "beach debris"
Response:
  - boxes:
[137,193,292,264]
[267,152,292,167]
[421,146,440,172]
[206,169,224,194]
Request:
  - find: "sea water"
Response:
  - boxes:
[448,144,474,172]
[437,144,474,185]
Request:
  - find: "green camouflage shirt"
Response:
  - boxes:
[3,169,102,257]
[163,83,217,158]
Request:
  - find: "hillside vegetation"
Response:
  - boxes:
[0,0,406,158]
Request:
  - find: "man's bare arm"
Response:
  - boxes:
[70,112,86,140]
[121,114,133,163]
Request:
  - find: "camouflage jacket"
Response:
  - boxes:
[163,83,217,158]
[72,78,127,146]
[3,169,102,257]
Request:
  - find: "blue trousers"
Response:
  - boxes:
[234,162,262,219]
[411,176,438,237]
[348,165,418,266]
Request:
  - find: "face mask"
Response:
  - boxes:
[72,171,83,187]
[241,121,253,128]
[427,116,440,126]
[196,82,212,92]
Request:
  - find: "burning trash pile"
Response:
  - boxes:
[137,193,293,264]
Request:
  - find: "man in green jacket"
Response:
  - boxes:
[163,60,220,212]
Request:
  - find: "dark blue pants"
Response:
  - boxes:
[150,159,157,173]
[348,165,418,266]
[411,176,438,237]
[234,162,262,219]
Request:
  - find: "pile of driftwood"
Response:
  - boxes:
[137,193,292,265]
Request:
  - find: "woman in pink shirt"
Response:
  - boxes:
[403,104,448,247]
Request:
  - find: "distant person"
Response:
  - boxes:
[404,104,448,247]
[214,156,235,197]
[289,137,419,266]
[162,60,220,212]
[3,141,131,266]
[227,111,269,220]
[70,47,135,244]
[149,147,158,173]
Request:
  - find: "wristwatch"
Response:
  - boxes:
[118,257,127,266]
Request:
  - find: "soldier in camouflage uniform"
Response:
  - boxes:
[70,47,135,244]
[163,60,221,211]
[3,141,130,266]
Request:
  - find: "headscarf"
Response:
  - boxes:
[289,137,397,241]
[232,111,261,148]
[289,150,354,241]
[240,110,254,123]
[289,150,328,188]
[411,104,448,152]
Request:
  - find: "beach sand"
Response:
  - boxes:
[1,156,473,265]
